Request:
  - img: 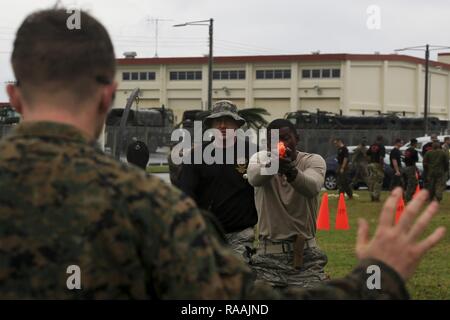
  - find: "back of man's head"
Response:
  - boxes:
[432,141,441,150]
[11,9,115,105]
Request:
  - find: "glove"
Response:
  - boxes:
[279,156,298,182]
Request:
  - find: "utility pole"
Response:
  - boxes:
[208,18,214,111]
[424,44,430,133]
[395,44,450,134]
[174,19,214,110]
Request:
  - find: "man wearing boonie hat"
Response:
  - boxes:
[177,100,258,259]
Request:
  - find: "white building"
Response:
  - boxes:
[114,53,450,123]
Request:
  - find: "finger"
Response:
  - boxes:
[407,201,439,241]
[396,189,429,232]
[356,218,370,256]
[416,227,446,255]
[378,187,403,227]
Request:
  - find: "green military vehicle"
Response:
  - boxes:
[105,106,174,154]
[0,105,21,124]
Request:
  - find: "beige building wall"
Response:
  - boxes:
[114,54,450,123]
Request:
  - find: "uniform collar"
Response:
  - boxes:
[10,121,92,144]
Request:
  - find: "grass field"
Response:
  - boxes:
[317,190,450,299]
[146,164,169,174]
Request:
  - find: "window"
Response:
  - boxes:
[256,69,291,79]
[332,69,341,78]
[211,70,245,80]
[312,69,321,78]
[122,71,156,81]
[139,72,148,80]
[256,70,265,79]
[265,70,274,79]
[131,72,139,80]
[301,68,340,79]
[302,69,311,78]
[170,71,202,81]
[186,71,194,80]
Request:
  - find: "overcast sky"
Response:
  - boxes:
[1,0,450,101]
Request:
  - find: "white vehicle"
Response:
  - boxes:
[401,135,449,151]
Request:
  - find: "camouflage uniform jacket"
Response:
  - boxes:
[423,149,449,175]
[0,122,409,299]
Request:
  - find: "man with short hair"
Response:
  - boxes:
[403,139,419,202]
[333,138,353,199]
[390,139,404,190]
[247,119,329,289]
[177,100,258,256]
[367,136,386,202]
[1,8,446,300]
[3,8,254,299]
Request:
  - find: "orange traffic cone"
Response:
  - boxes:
[317,193,330,230]
[335,193,350,230]
[395,197,405,224]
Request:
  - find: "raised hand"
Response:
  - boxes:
[356,187,446,280]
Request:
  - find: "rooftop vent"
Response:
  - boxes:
[123,51,137,59]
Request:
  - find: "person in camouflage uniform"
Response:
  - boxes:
[423,141,449,202]
[367,136,386,202]
[351,140,369,187]
[403,139,419,202]
[1,8,445,300]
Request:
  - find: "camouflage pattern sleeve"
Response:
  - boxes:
[129,177,256,299]
[134,180,409,299]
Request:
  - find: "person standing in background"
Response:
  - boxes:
[403,139,419,202]
[389,139,404,190]
[333,138,353,199]
[367,136,386,202]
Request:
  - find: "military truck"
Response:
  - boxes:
[105,106,174,154]
[0,105,21,124]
